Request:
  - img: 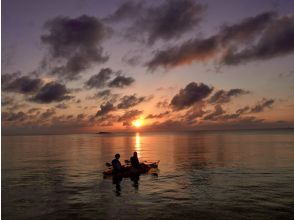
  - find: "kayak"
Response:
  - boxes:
[103,161,159,177]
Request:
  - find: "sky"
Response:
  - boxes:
[2,0,294,135]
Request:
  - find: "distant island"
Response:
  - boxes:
[96,131,112,134]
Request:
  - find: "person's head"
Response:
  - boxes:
[115,153,120,159]
[133,152,137,157]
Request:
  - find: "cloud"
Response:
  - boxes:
[145,111,170,119]
[147,119,186,131]
[209,89,249,104]
[170,82,213,110]
[118,109,143,126]
[96,89,111,98]
[146,36,218,70]
[146,11,279,70]
[77,114,85,120]
[108,0,206,44]
[31,82,72,103]
[183,103,206,123]
[1,98,28,112]
[96,102,116,117]
[27,108,40,114]
[156,100,169,108]
[217,113,240,120]
[117,94,147,109]
[90,113,118,126]
[40,108,56,120]
[108,75,135,88]
[41,15,111,80]
[218,11,276,46]
[122,52,142,66]
[236,98,275,114]
[2,111,27,122]
[89,89,120,103]
[222,14,294,65]
[1,96,14,106]
[236,106,251,114]
[85,68,113,89]
[2,73,43,94]
[85,68,135,89]
[55,103,69,109]
[203,104,225,121]
[105,0,145,22]
[250,98,275,113]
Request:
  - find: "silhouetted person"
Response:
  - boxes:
[112,153,123,173]
[130,174,140,190]
[130,152,140,169]
[112,175,122,196]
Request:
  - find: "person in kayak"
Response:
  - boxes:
[130,152,140,169]
[112,153,123,173]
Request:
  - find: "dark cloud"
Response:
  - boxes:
[236,106,251,115]
[40,108,56,120]
[90,113,118,126]
[117,94,146,109]
[122,52,142,66]
[218,11,276,46]
[222,14,294,65]
[1,98,28,112]
[145,111,170,119]
[85,68,113,89]
[27,108,40,114]
[146,11,280,70]
[1,72,21,84]
[209,89,249,104]
[66,115,74,119]
[218,113,240,120]
[55,103,69,109]
[90,89,120,103]
[108,0,206,44]
[77,114,85,120]
[85,68,135,89]
[105,0,145,22]
[108,75,135,88]
[96,102,116,117]
[31,82,72,103]
[2,74,43,94]
[250,98,275,113]
[41,15,111,80]
[1,96,14,106]
[148,119,185,131]
[183,103,206,123]
[146,36,218,70]
[95,89,111,99]
[2,111,27,122]
[170,82,213,110]
[236,98,275,114]
[203,105,225,121]
[118,110,143,126]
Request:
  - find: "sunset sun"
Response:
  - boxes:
[133,119,143,128]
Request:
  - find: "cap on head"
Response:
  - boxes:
[115,153,120,159]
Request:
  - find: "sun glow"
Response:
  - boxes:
[133,119,143,128]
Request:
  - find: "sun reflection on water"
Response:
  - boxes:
[135,132,141,155]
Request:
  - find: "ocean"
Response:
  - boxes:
[2,129,294,219]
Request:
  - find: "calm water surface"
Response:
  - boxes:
[2,130,294,219]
